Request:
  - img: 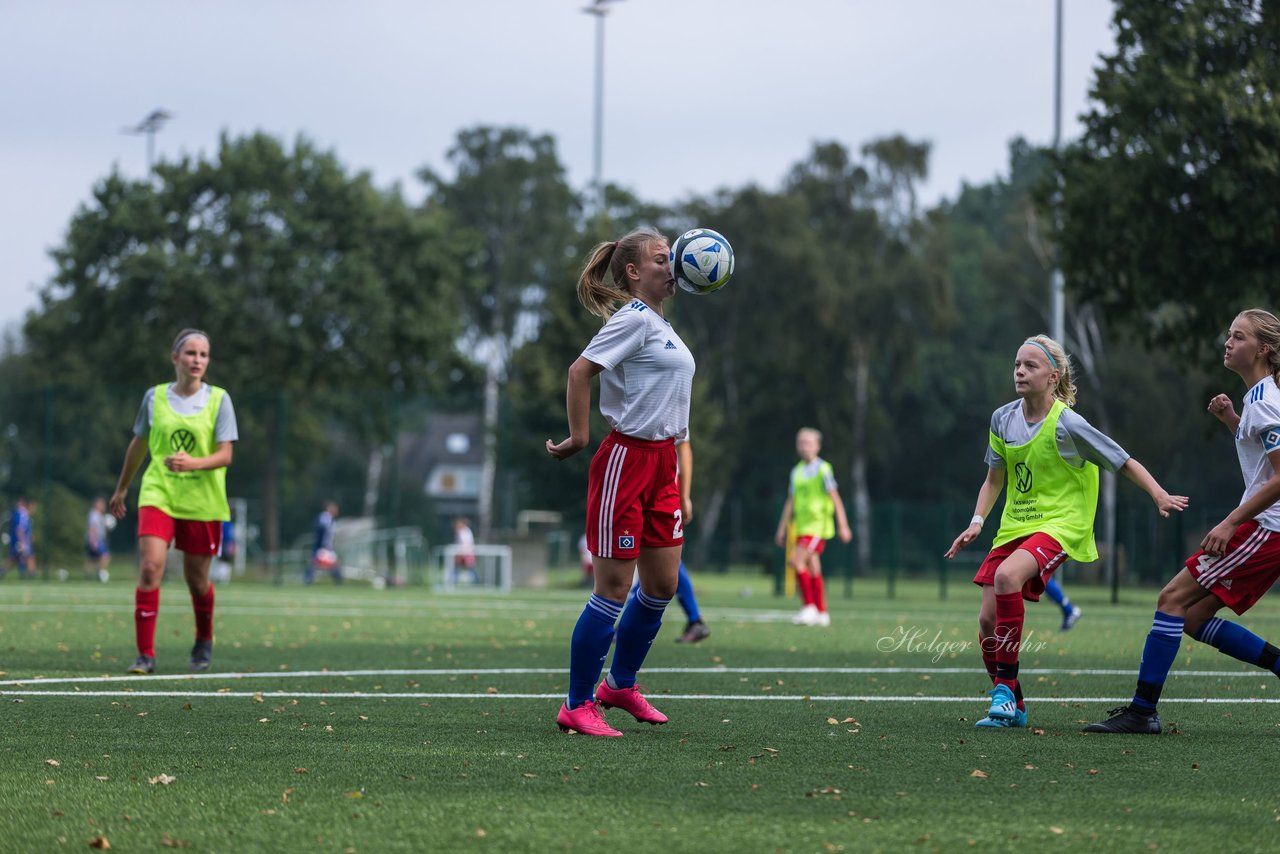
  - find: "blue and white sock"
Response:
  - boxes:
[675,562,702,623]
[567,594,623,708]
[1195,617,1280,675]
[1043,577,1072,616]
[1131,610,1184,712]
[607,589,671,689]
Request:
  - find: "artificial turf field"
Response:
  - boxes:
[1,571,1278,852]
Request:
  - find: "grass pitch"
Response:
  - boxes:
[2,571,1278,852]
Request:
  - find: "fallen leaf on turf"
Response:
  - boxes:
[293,768,308,774]
[257,718,271,724]
[45,759,60,767]
[1050,826,1065,835]
[95,776,109,782]
[344,791,364,799]
[485,687,498,694]
[841,717,858,724]
[324,725,334,732]
[475,828,487,838]
[826,717,839,725]
[762,747,779,754]
[806,787,841,797]
[88,836,110,849]
[181,704,192,711]
[252,693,263,703]
[1191,763,1200,770]
[358,715,369,721]
[1087,769,1099,776]
[260,809,276,816]
[522,773,537,779]
[1024,764,1037,770]
[136,712,147,717]
[970,770,988,779]
[695,782,709,788]
[148,774,175,785]
[159,835,189,848]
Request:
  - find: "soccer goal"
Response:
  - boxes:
[437,544,513,593]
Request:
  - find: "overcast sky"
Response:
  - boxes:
[0,0,1117,333]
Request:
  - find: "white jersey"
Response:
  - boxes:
[581,299,695,441]
[1235,377,1280,531]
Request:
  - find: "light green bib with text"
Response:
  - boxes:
[138,384,230,522]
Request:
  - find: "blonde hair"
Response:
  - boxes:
[172,328,210,353]
[576,227,669,318]
[1236,309,1280,384]
[1023,334,1076,407]
[796,427,822,444]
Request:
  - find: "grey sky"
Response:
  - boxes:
[0,0,1116,333]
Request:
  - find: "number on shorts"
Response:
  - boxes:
[673,509,683,539]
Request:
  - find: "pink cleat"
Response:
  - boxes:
[556,701,623,737]
[595,681,669,725]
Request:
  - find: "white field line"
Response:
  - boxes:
[2,690,1278,704]
[0,665,1272,688]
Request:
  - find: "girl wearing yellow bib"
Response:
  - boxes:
[945,335,1186,729]
[110,329,238,676]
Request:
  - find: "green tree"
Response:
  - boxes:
[23,132,471,551]
[1051,0,1280,360]
[419,127,581,537]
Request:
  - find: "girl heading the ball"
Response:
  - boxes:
[945,334,1186,729]
[110,328,238,676]
[547,227,694,737]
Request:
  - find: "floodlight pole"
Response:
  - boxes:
[1049,0,1065,344]
[123,109,173,173]
[583,1,622,215]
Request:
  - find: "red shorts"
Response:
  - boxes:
[972,532,1068,602]
[1186,519,1280,615]
[454,553,476,569]
[794,535,826,555]
[586,431,681,561]
[138,506,223,556]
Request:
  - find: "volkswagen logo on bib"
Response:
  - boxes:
[170,429,196,453]
[1014,462,1033,494]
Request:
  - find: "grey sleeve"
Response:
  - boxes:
[132,388,155,438]
[1058,409,1129,471]
[984,407,1005,469]
[215,393,239,443]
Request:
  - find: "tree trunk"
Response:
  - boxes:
[695,486,727,569]
[362,446,383,519]
[478,356,500,540]
[851,339,872,574]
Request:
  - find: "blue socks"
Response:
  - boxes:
[1131,610,1184,712]
[567,594,623,708]
[675,563,701,623]
[1195,617,1280,675]
[608,589,671,690]
[1043,577,1073,616]
[630,562,702,623]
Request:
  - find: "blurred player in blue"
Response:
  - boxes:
[6,497,34,579]
[306,501,341,584]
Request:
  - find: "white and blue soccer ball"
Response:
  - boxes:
[671,228,734,295]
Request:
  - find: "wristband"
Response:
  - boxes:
[970,514,984,528]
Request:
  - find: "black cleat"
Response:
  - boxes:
[127,654,155,675]
[189,640,213,673]
[676,621,711,644]
[1081,705,1161,734]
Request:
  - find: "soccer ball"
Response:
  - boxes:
[671,228,734,295]
[314,548,338,570]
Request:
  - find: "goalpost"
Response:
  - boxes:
[437,544,513,593]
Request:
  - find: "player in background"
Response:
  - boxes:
[774,428,853,627]
[1085,309,1280,734]
[306,501,341,584]
[628,437,709,643]
[111,328,238,674]
[946,335,1186,729]
[84,497,112,582]
[1043,577,1082,630]
[547,227,694,737]
[452,516,477,585]
[577,532,594,587]
[5,497,34,579]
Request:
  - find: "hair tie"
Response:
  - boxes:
[1025,340,1058,368]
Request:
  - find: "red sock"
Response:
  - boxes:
[795,570,814,606]
[192,584,215,642]
[993,591,1025,708]
[979,631,998,684]
[135,588,160,657]
[812,574,827,613]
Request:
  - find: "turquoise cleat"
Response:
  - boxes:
[985,684,1020,721]
[975,707,1028,728]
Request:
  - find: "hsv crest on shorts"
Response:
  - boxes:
[618,534,635,550]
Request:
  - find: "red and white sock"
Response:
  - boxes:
[135,588,160,657]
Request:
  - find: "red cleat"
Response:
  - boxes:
[595,681,668,725]
[556,701,623,737]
